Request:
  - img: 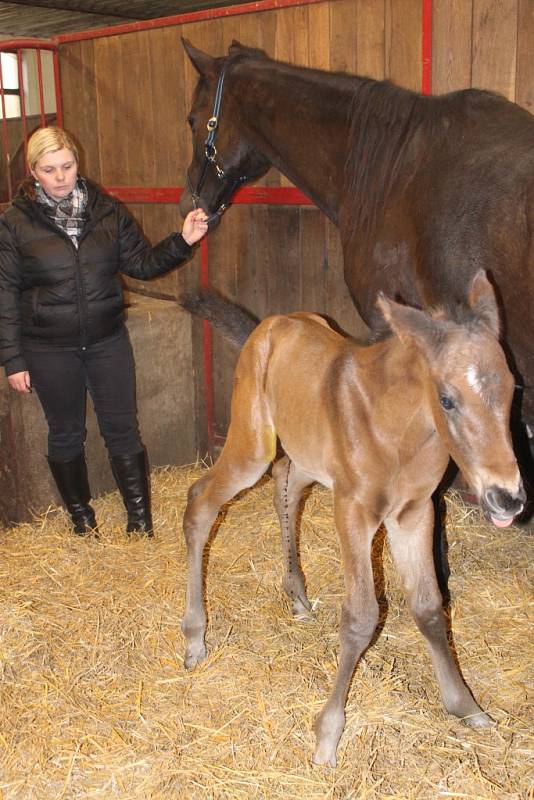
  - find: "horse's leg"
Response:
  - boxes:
[272,456,314,617]
[182,441,272,670]
[313,495,379,767]
[385,500,492,727]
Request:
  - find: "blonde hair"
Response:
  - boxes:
[27,126,79,172]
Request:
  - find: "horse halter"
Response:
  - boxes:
[187,63,248,222]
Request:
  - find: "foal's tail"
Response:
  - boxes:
[179,288,258,348]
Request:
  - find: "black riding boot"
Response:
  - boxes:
[48,453,98,535]
[110,450,154,536]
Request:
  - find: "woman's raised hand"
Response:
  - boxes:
[181,208,209,246]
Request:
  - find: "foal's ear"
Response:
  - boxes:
[182,39,217,78]
[468,270,500,337]
[377,294,442,355]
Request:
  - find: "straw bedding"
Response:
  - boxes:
[0,463,532,799]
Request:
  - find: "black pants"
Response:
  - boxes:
[25,330,143,461]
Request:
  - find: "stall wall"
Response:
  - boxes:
[57,0,534,443]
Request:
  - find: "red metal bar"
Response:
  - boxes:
[16,49,28,174]
[106,185,313,205]
[52,48,63,127]
[0,57,13,200]
[36,49,46,127]
[200,238,215,452]
[55,0,327,43]
[0,39,58,52]
[421,0,432,95]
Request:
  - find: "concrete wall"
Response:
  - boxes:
[0,295,196,527]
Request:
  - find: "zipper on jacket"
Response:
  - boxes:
[72,244,89,349]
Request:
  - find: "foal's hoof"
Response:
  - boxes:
[312,742,338,768]
[292,596,313,619]
[184,643,207,670]
[462,711,494,729]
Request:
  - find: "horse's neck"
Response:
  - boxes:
[235,62,358,222]
[355,337,437,443]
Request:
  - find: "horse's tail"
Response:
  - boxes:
[179,288,258,348]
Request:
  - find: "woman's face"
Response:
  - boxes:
[31,147,78,201]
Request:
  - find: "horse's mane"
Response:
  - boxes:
[343,79,504,241]
[220,44,509,245]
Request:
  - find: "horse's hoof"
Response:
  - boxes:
[184,644,207,670]
[462,711,494,729]
[292,596,313,619]
[312,742,337,768]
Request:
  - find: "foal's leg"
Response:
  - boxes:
[272,456,314,616]
[182,441,271,670]
[313,495,380,767]
[385,500,491,727]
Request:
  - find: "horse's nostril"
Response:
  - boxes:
[484,485,524,516]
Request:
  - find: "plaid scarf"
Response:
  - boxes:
[35,177,88,248]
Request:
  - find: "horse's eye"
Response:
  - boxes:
[187,115,195,129]
[439,395,455,411]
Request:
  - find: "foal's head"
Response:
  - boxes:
[379,271,525,526]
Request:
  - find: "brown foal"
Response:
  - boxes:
[181,271,525,767]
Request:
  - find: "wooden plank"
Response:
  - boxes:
[219,10,243,49]
[266,205,301,313]
[236,205,271,321]
[299,206,327,313]
[516,0,534,113]
[78,40,102,181]
[274,6,296,63]
[93,35,125,184]
[236,4,262,46]
[58,42,81,137]
[432,0,473,94]
[293,5,310,66]
[120,31,156,186]
[329,0,358,74]
[257,7,278,56]
[308,2,330,69]
[148,27,178,185]
[387,0,422,91]
[356,0,386,79]
[472,0,517,99]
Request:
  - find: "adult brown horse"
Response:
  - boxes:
[179,40,534,468]
[181,271,525,766]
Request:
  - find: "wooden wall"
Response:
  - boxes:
[58,0,534,446]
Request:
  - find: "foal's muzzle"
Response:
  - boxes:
[482,482,526,528]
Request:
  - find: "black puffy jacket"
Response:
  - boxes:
[0,179,193,376]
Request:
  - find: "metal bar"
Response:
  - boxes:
[105,185,314,205]
[0,56,13,200]
[0,39,58,52]
[421,0,432,95]
[16,49,28,174]
[52,48,63,127]
[36,48,46,127]
[54,0,328,44]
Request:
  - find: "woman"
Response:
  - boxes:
[0,126,208,537]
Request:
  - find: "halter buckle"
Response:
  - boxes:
[207,116,218,131]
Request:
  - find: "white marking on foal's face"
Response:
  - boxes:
[466,364,483,395]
